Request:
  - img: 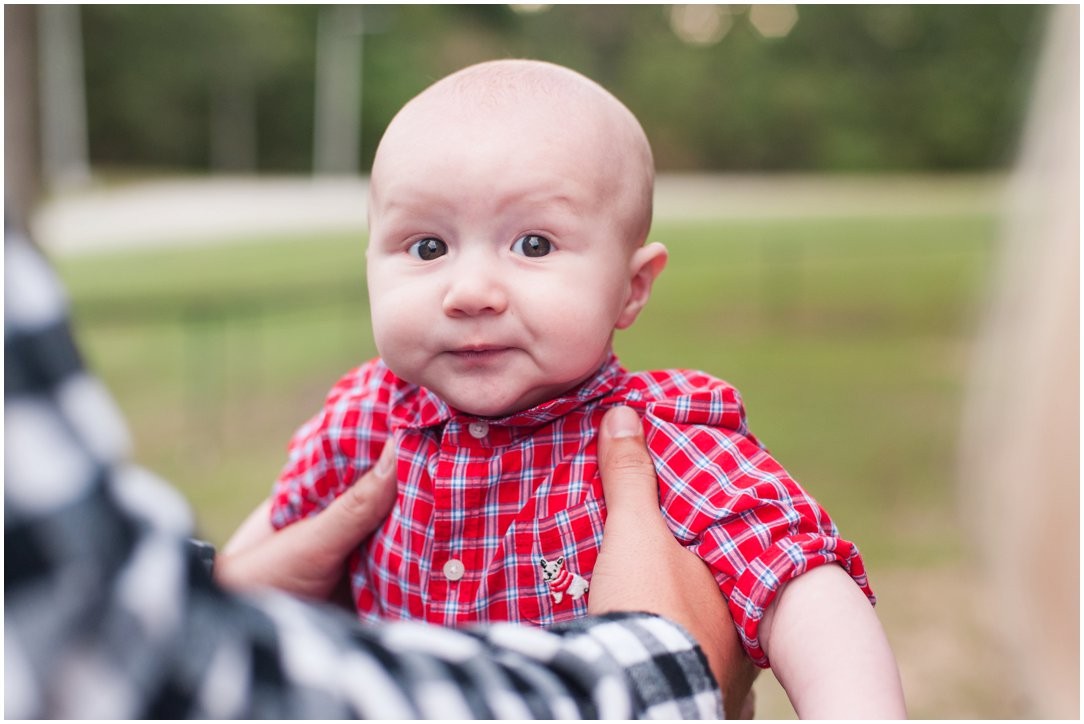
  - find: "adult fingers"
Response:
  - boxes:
[592,406,760,717]
[222,498,275,555]
[318,441,398,552]
[215,443,397,598]
[597,405,663,513]
[591,405,679,600]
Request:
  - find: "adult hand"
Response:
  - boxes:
[588,405,759,719]
[214,443,397,601]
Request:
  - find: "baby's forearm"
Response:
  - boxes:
[759,564,906,719]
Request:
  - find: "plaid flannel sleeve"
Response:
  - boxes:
[4,229,722,720]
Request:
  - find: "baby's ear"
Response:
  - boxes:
[616,242,668,330]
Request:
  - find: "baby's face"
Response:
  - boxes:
[366,93,650,417]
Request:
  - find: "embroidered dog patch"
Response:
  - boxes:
[538,556,589,604]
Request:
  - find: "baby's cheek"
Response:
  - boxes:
[545,303,615,346]
[370,311,420,371]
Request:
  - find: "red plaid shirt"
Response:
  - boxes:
[271,354,873,666]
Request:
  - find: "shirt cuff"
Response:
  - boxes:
[729,534,873,667]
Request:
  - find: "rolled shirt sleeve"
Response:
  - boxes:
[636,375,874,668]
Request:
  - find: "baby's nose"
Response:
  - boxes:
[442,263,509,317]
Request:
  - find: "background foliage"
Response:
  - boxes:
[81,4,1044,174]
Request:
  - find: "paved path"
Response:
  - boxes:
[31,173,1004,257]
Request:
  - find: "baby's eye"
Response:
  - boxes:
[511,234,552,258]
[408,237,448,261]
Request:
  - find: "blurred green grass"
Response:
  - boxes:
[57,213,996,573]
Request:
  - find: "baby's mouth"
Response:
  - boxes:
[447,345,513,361]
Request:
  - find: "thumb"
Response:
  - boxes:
[321,441,398,549]
[598,406,661,514]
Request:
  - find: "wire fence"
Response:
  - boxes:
[70,280,369,465]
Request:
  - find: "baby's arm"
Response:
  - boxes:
[760,564,907,718]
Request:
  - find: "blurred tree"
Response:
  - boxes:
[82,5,318,172]
[5,4,40,224]
[312,5,364,175]
[78,4,1045,175]
[38,5,91,189]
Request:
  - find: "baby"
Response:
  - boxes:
[271,59,904,716]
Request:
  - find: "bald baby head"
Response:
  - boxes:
[370,59,654,246]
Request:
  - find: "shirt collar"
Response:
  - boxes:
[389,353,626,433]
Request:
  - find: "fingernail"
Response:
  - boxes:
[374,442,395,478]
[604,406,641,439]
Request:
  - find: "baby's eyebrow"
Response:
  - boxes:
[493,190,583,218]
[377,191,456,217]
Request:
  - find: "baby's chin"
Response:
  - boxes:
[387,367,532,418]
[430,379,571,419]
[387,356,600,419]
[442,389,543,419]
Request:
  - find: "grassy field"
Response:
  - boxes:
[58,208,1010,717]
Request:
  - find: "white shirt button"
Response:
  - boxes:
[443,558,465,581]
[468,421,488,439]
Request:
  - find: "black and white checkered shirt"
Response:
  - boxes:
[4,229,723,719]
